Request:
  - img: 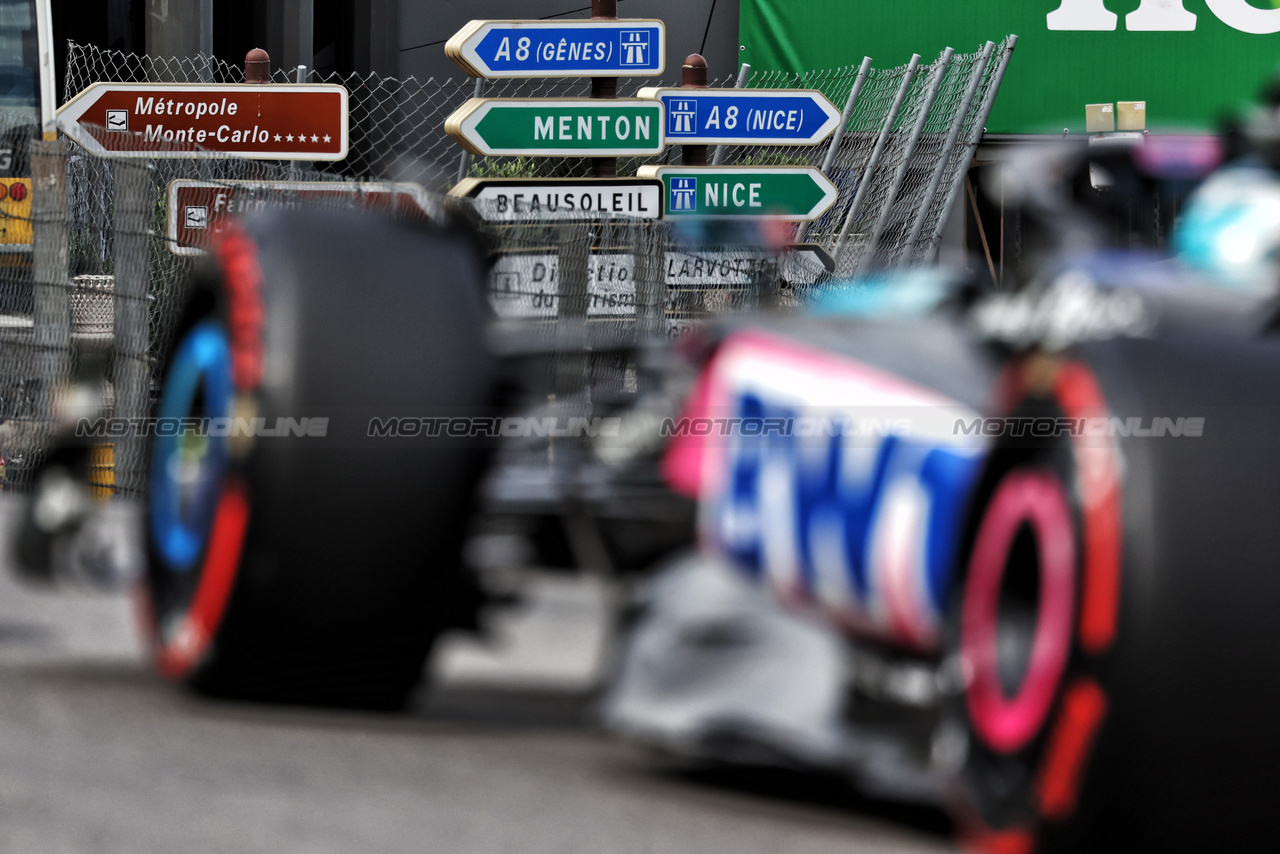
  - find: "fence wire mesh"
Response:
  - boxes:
[0,126,451,495]
[63,39,1012,274]
[0,37,1011,495]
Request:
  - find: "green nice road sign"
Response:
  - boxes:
[445,98,665,157]
[637,165,838,221]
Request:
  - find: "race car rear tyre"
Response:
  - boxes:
[944,357,1119,854]
[947,347,1280,853]
[142,208,493,709]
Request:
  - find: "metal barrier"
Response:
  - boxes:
[0,36,1013,495]
[63,37,1014,268]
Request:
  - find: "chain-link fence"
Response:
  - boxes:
[62,41,698,187]
[0,125,451,495]
[0,36,1013,496]
[64,37,1014,270]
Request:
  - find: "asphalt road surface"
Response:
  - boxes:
[0,503,954,854]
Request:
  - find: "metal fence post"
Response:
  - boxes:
[902,41,995,264]
[30,139,70,427]
[856,47,953,274]
[555,222,591,398]
[111,162,152,497]
[456,77,484,184]
[920,35,1017,263]
[796,55,872,243]
[710,62,751,166]
[831,53,921,271]
[680,54,710,166]
[291,63,309,175]
[634,219,663,339]
[590,0,620,178]
[244,47,271,84]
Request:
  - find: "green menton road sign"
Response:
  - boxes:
[446,98,665,156]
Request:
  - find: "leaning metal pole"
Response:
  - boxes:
[855,46,954,275]
[456,77,484,185]
[710,62,751,166]
[830,53,921,272]
[30,139,70,429]
[902,40,995,264]
[919,35,1017,264]
[633,219,664,339]
[796,55,872,244]
[112,161,153,497]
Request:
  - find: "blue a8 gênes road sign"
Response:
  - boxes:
[637,87,840,145]
[447,20,665,78]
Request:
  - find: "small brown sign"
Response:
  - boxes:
[166,180,435,255]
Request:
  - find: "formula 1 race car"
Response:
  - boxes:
[604,138,1280,853]
[17,107,1280,854]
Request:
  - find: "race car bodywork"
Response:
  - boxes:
[668,318,991,652]
[607,250,1280,853]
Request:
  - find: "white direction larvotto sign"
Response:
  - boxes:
[449,178,664,221]
[447,19,665,78]
[490,245,833,320]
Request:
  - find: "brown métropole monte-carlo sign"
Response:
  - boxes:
[56,83,349,160]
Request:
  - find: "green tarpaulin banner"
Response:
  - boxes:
[739,1,1280,134]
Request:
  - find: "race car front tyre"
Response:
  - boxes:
[142,208,494,709]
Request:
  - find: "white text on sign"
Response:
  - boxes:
[533,114,652,142]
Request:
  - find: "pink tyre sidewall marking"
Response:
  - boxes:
[962,469,1077,755]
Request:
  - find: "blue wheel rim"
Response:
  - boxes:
[150,319,234,572]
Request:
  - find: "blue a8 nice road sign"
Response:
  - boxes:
[638,88,841,146]
[447,20,665,78]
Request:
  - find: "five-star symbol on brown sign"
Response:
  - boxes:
[260,132,336,146]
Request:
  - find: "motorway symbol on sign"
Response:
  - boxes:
[450,178,664,221]
[446,98,664,157]
[637,87,841,146]
[637,165,838,221]
[57,83,349,160]
[447,19,665,78]
[165,180,434,255]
